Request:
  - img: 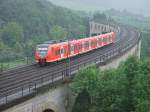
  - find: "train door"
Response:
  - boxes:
[60,46,65,58]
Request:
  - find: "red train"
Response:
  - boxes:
[35,32,116,66]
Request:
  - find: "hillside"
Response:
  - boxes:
[47,0,105,11]
[48,0,150,17]
[104,9,150,58]
[0,0,88,62]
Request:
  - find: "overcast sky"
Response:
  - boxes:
[48,0,150,17]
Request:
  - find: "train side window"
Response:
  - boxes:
[55,50,57,55]
[108,36,110,41]
[110,36,112,41]
[55,49,61,55]
[91,40,97,46]
[91,41,94,46]
[55,50,58,55]
[94,41,96,45]
[99,38,102,44]
[111,35,113,40]
[106,37,108,42]
[74,45,78,51]
[103,38,107,42]
[70,45,74,52]
[64,49,67,54]
[78,44,82,50]
[103,38,105,42]
[96,40,98,45]
[108,37,110,42]
[84,41,89,49]
[105,37,107,42]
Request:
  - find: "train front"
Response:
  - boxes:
[35,44,49,66]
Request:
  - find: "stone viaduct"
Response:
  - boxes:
[3,22,141,112]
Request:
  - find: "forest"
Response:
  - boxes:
[0,0,114,67]
[70,8,150,112]
[0,0,117,71]
[71,57,150,112]
[0,0,89,63]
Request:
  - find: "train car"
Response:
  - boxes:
[35,32,115,66]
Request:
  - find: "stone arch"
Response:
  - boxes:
[41,100,59,112]
[43,109,55,112]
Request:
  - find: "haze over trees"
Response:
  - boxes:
[0,0,89,62]
[0,0,114,64]
[49,0,150,58]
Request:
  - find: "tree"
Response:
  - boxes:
[14,42,23,53]
[118,57,140,112]
[141,31,150,57]
[49,25,67,40]
[71,57,150,112]
[71,65,99,112]
[136,100,150,112]
[0,22,23,47]
[93,12,107,23]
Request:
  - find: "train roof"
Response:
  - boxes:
[38,32,115,47]
[44,40,67,44]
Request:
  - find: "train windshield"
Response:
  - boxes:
[37,44,48,57]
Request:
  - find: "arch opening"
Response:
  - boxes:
[72,90,90,112]
[43,109,54,112]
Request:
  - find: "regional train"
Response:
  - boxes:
[35,32,116,66]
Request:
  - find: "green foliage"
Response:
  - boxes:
[93,12,107,23]
[0,22,23,47]
[71,57,150,112]
[0,0,113,65]
[71,65,99,96]
[92,11,117,25]
[136,100,150,112]
[49,25,67,40]
[0,0,89,63]
[14,42,23,53]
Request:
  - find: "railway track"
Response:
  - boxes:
[0,25,140,110]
